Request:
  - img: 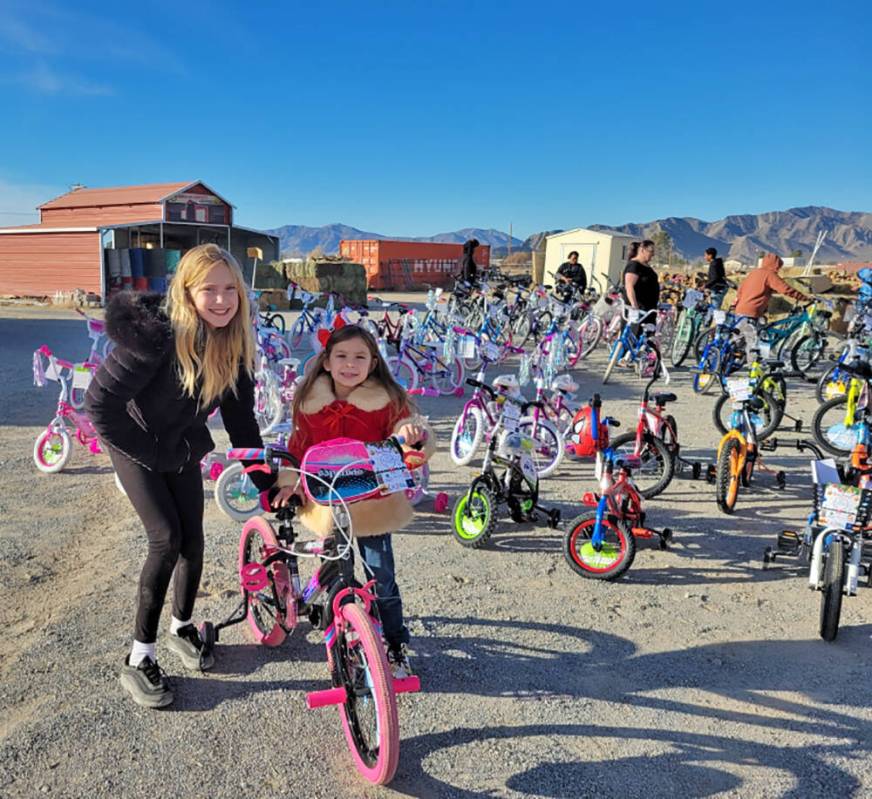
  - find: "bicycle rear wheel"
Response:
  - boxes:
[670,311,694,367]
[811,396,854,456]
[608,432,674,498]
[215,461,261,522]
[336,603,399,784]
[238,517,289,646]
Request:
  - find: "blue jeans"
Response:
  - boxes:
[357,534,409,648]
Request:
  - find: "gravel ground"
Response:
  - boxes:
[1,305,870,799]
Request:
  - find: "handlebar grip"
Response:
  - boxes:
[227,447,265,461]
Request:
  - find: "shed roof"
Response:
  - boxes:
[545,227,636,241]
[38,181,219,210]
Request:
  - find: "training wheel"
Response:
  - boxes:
[433,492,450,513]
[691,462,702,480]
[199,621,216,654]
[775,471,786,489]
[705,464,716,484]
[762,547,772,570]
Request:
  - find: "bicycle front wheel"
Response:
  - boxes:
[563,512,636,580]
[819,536,844,642]
[712,389,782,440]
[693,347,721,394]
[215,461,262,522]
[429,353,465,395]
[33,427,72,473]
[336,603,399,784]
[386,355,419,390]
[715,437,742,514]
[791,333,827,378]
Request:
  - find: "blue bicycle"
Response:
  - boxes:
[692,310,746,394]
[602,306,663,384]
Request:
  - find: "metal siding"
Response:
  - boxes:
[0,232,101,295]
[40,205,165,226]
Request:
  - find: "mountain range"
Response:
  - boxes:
[268,206,872,264]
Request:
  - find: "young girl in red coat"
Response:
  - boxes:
[273,323,435,676]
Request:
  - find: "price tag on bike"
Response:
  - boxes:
[819,483,863,531]
[72,365,93,390]
[502,400,521,432]
[758,341,771,358]
[520,452,537,484]
[365,441,413,494]
[682,289,704,309]
[458,335,478,358]
[727,377,753,402]
[481,341,501,362]
[713,310,727,325]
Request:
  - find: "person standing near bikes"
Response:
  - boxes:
[85,244,274,708]
[460,238,480,285]
[623,240,660,338]
[556,250,587,295]
[734,252,810,321]
[703,247,729,309]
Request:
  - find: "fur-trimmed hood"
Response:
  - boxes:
[300,374,393,415]
[105,291,173,360]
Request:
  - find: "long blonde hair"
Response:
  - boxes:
[166,243,255,407]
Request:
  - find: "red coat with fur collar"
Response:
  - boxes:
[281,374,435,537]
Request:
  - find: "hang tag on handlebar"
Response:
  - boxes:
[727,377,752,402]
[713,310,727,325]
[502,401,521,432]
[481,341,501,362]
[72,365,93,390]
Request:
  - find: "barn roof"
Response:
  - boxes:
[38,181,228,210]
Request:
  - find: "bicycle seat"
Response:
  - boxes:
[745,396,765,411]
[763,359,785,369]
[653,392,677,405]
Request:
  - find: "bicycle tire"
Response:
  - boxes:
[562,512,636,580]
[811,396,853,457]
[336,602,399,784]
[602,341,623,384]
[215,461,261,522]
[715,437,742,514]
[816,364,847,403]
[693,325,716,361]
[254,373,284,436]
[670,311,694,367]
[290,317,309,350]
[693,347,721,394]
[712,389,782,440]
[576,314,603,361]
[450,406,485,466]
[238,517,289,646]
[429,353,465,395]
[790,333,827,378]
[263,312,286,335]
[518,416,564,478]
[386,355,419,391]
[452,485,497,548]
[607,432,674,499]
[33,428,72,473]
[819,536,844,642]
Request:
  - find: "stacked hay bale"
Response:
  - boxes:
[286,256,367,306]
[252,260,290,310]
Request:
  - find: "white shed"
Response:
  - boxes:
[544,228,636,290]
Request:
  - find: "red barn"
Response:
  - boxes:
[0,180,278,299]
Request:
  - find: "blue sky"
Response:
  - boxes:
[0,0,868,238]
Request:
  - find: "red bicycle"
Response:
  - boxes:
[563,451,672,580]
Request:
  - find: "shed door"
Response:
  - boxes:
[559,242,597,276]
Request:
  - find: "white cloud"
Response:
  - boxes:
[0,177,66,227]
[12,63,114,96]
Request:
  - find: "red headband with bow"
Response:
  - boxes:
[316,316,347,349]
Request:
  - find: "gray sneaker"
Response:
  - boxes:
[119,656,174,708]
[166,624,215,671]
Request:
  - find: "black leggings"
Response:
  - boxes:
[110,451,205,644]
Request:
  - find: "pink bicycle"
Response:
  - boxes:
[201,437,423,785]
[32,345,103,473]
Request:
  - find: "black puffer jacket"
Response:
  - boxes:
[84,292,272,489]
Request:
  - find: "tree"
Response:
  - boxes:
[651,230,673,268]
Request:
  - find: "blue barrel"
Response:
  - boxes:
[165,249,181,274]
[129,248,145,278]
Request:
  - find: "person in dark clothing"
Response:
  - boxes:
[704,247,728,308]
[85,243,273,708]
[556,250,588,294]
[622,240,660,312]
[460,238,480,284]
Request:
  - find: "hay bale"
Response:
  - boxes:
[252,260,287,290]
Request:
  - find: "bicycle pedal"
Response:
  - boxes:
[776,530,801,552]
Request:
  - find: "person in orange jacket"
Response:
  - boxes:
[734,253,810,320]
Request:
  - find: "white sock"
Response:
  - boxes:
[170,616,192,636]
[130,640,156,667]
